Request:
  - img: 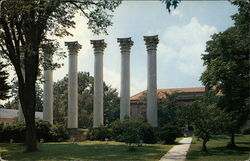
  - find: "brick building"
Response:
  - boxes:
[130,87,205,119]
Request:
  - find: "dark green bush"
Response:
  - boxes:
[242,127,250,134]
[1,120,26,142]
[50,123,69,142]
[87,125,111,141]
[0,120,69,142]
[159,124,182,144]
[36,120,52,141]
[111,120,157,144]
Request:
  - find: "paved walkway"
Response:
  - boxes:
[159,137,193,161]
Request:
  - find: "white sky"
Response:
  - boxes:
[4,1,238,100]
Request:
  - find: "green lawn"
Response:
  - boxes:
[0,141,175,161]
[186,134,250,161]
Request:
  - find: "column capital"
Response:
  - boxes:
[91,39,107,54]
[143,35,159,52]
[65,41,82,54]
[117,37,134,53]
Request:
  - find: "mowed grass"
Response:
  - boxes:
[0,141,175,161]
[186,134,250,161]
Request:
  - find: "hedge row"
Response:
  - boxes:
[87,120,183,145]
[0,120,69,143]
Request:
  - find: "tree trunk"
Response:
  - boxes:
[227,131,237,149]
[19,80,38,152]
[202,140,207,152]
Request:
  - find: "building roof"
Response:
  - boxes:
[130,87,205,101]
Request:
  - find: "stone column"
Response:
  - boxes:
[18,48,25,120]
[117,38,133,120]
[65,41,81,129]
[91,40,106,128]
[43,53,53,124]
[144,35,159,127]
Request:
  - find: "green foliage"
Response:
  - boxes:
[200,1,250,147]
[0,120,26,143]
[0,62,10,101]
[158,93,181,128]
[162,0,181,12]
[49,124,69,142]
[159,124,182,144]
[87,126,111,141]
[53,72,120,128]
[0,120,69,143]
[111,120,157,144]
[35,120,52,141]
[183,91,224,151]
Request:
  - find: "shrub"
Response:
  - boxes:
[1,120,26,142]
[87,125,111,141]
[242,127,250,134]
[50,123,69,142]
[111,120,157,144]
[0,120,69,143]
[159,124,182,144]
[36,120,52,142]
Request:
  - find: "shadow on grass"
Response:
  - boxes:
[1,142,168,161]
[187,144,250,161]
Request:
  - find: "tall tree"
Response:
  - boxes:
[0,0,121,151]
[200,1,250,148]
[0,61,10,102]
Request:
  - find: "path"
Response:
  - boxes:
[159,137,193,161]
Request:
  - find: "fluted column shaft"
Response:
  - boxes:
[91,40,106,128]
[65,41,81,129]
[43,53,53,124]
[117,38,133,120]
[144,35,159,127]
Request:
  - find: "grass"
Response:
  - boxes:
[0,140,177,161]
[186,134,250,161]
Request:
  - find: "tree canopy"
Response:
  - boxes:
[200,1,250,148]
[0,61,10,102]
[53,72,120,128]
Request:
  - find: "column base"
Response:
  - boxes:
[67,128,86,142]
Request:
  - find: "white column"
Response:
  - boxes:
[65,41,81,129]
[117,38,133,120]
[144,35,159,127]
[18,48,25,120]
[43,53,53,124]
[91,40,106,128]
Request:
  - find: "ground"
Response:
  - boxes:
[186,134,250,161]
[0,141,176,161]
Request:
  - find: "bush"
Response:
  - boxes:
[242,127,250,134]
[0,120,69,143]
[159,124,182,144]
[111,120,157,144]
[50,123,69,142]
[1,120,26,142]
[36,120,52,141]
[87,125,111,141]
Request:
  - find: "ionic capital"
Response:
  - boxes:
[91,39,107,54]
[65,41,82,55]
[144,35,159,52]
[117,37,134,53]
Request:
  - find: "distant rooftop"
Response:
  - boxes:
[130,87,205,101]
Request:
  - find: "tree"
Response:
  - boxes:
[184,91,224,151]
[200,1,249,148]
[4,81,43,112]
[0,0,121,152]
[0,61,10,102]
[53,72,120,128]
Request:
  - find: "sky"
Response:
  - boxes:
[7,1,239,98]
